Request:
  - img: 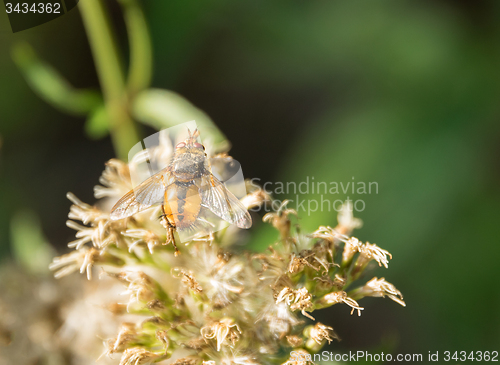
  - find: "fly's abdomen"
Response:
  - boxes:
[165,183,201,229]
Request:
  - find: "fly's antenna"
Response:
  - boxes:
[186,128,200,146]
[184,128,193,147]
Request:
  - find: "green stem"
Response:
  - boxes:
[119,0,153,95]
[79,0,140,160]
[347,287,364,301]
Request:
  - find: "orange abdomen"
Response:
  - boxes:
[164,183,202,229]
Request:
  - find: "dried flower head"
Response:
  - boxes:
[286,335,304,348]
[307,322,340,345]
[276,287,315,320]
[263,200,297,242]
[94,159,132,200]
[336,200,363,235]
[119,347,166,365]
[351,277,406,307]
[241,187,272,210]
[201,318,242,351]
[67,192,108,225]
[49,246,102,280]
[100,322,139,359]
[358,242,393,269]
[172,267,203,293]
[316,290,364,316]
[123,229,162,254]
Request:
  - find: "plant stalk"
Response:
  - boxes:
[79,0,140,160]
[120,0,153,95]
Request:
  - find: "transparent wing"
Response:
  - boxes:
[199,173,252,229]
[110,167,171,220]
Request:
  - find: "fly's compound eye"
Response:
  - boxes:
[193,142,205,150]
[176,142,186,149]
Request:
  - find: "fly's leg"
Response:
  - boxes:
[160,204,180,256]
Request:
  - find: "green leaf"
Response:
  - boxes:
[84,104,110,139]
[12,42,102,116]
[10,209,55,275]
[132,88,229,151]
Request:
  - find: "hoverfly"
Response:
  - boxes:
[110,129,252,255]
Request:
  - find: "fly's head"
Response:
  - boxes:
[172,129,207,180]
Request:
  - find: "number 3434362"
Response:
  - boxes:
[444,351,498,362]
[5,3,61,14]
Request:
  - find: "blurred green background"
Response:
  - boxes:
[1,0,499,361]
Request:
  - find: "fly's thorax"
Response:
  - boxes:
[172,148,207,181]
